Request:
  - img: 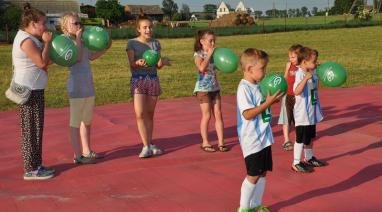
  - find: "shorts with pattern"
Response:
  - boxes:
[130,74,161,96]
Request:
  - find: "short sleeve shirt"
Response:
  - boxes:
[237,79,274,158]
[193,50,220,94]
[293,69,324,126]
[126,38,161,75]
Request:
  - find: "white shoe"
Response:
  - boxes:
[139,146,152,158]
[150,144,162,156]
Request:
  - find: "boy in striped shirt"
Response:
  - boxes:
[292,47,326,173]
[236,48,283,211]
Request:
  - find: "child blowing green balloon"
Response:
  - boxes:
[60,12,111,164]
[193,29,229,153]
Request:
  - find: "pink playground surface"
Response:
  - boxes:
[0,85,381,211]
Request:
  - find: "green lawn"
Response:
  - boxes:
[1,26,381,111]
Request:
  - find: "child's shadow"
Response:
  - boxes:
[269,162,382,211]
[322,140,382,162]
[52,125,239,175]
[319,103,382,137]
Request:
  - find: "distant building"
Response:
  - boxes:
[124,5,164,22]
[217,2,230,18]
[235,1,246,12]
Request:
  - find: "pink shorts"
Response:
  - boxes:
[130,74,161,96]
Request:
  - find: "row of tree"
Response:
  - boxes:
[1,0,381,31]
[0,0,22,31]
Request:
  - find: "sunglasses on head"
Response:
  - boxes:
[71,21,81,26]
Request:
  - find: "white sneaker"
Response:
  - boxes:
[150,144,163,156]
[139,146,152,158]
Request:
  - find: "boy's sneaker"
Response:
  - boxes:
[139,146,152,158]
[292,162,313,173]
[254,205,270,212]
[38,166,55,175]
[237,208,255,212]
[150,144,163,156]
[23,169,54,180]
[305,156,327,167]
[73,156,96,164]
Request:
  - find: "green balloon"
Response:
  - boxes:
[317,62,347,87]
[142,49,160,66]
[82,26,110,51]
[260,73,288,97]
[213,48,239,73]
[48,30,61,39]
[49,35,78,67]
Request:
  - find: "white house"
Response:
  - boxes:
[235,1,246,12]
[216,2,230,18]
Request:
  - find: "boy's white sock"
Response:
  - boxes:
[293,143,304,165]
[250,177,266,208]
[304,148,313,161]
[239,177,256,210]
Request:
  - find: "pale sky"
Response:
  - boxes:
[79,0,337,12]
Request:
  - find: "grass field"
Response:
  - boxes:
[1,26,381,111]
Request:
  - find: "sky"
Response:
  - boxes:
[79,0,337,12]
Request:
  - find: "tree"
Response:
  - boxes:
[203,4,217,13]
[254,10,263,18]
[301,6,309,17]
[2,3,22,30]
[162,0,178,21]
[180,4,191,21]
[80,4,96,18]
[296,8,301,17]
[331,0,363,15]
[374,0,382,12]
[95,0,124,25]
[265,10,273,17]
[288,8,295,17]
[312,7,318,16]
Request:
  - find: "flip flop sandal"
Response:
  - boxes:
[218,145,229,152]
[282,141,293,151]
[200,145,216,152]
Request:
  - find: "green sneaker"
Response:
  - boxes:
[73,156,96,164]
[254,205,270,212]
[83,151,104,159]
[23,169,54,180]
[237,208,255,212]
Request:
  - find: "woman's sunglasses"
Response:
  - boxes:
[71,22,81,26]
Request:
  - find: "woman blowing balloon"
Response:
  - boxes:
[12,3,54,180]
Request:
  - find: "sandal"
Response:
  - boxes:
[218,145,229,152]
[282,141,293,151]
[200,145,216,152]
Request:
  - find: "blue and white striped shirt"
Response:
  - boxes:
[237,79,274,158]
[293,69,324,126]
